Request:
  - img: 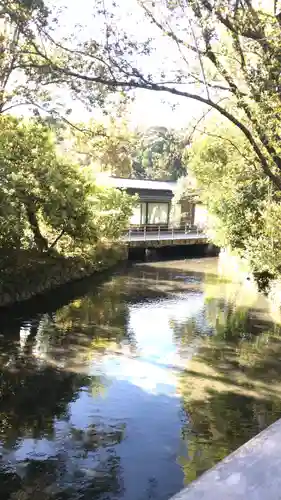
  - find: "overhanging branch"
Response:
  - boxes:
[38,62,281,188]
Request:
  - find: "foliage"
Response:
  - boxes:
[132,126,188,180]
[173,174,199,205]
[68,118,137,178]
[0,0,52,113]
[186,122,281,278]
[64,121,188,181]
[3,0,281,189]
[0,115,134,254]
[177,277,281,484]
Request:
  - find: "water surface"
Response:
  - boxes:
[1,258,281,500]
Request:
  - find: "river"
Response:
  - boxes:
[1,257,281,500]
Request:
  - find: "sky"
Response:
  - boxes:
[69,88,202,130]
[46,0,205,130]
[48,0,280,130]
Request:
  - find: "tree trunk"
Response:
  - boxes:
[25,204,49,252]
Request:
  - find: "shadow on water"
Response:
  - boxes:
[174,290,281,484]
[1,257,281,497]
[0,264,188,500]
[0,256,217,325]
[130,260,281,483]
[0,263,130,322]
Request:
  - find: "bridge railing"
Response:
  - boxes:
[123,224,204,242]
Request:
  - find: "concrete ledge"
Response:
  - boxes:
[171,418,281,500]
[127,237,208,248]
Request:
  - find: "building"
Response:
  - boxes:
[107,177,198,228]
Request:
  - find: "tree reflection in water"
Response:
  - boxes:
[0,269,185,500]
[2,261,281,498]
[175,277,281,484]
[0,356,126,499]
[0,277,133,500]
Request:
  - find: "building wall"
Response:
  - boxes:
[180,199,195,226]
[194,204,208,229]
[123,185,204,229]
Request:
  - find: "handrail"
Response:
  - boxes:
[123,224,204,242]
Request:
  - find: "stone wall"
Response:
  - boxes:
[0,244,127,308]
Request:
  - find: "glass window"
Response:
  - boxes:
[130,204,141,225]
[140,202,146,225]
[169,203,181,227]
[130,203,147,225]
[194,204,208,229]
[147,203,169,224]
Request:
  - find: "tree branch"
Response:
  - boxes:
[187,97,229,143]
[25,203,49,252]
[196,127,251,162]
[138,0,203,56]
[48,228,65,251]
[40,28,117,80]
[1,99,92,135]
[30,61,280,188]
[201,0,273,53]
[195,10,281,173]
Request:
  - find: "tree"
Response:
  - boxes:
[0,0,129,122]
[0,115,134,253]
[68,118,137,178]
[0,0,53,113]
[3,1,281,189]
[61,120,188,180]
[133,126,188,180]
[4,1,281,190]
[188,122,281,278]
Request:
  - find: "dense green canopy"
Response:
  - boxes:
[187,122,281,280]
[2,0,281,283]
[0,115,134,254]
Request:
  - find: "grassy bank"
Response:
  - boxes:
[0,244,127,308]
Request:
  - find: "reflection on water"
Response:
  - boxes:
[1,258,281,499]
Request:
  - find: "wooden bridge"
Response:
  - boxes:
[122,225,208,248]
